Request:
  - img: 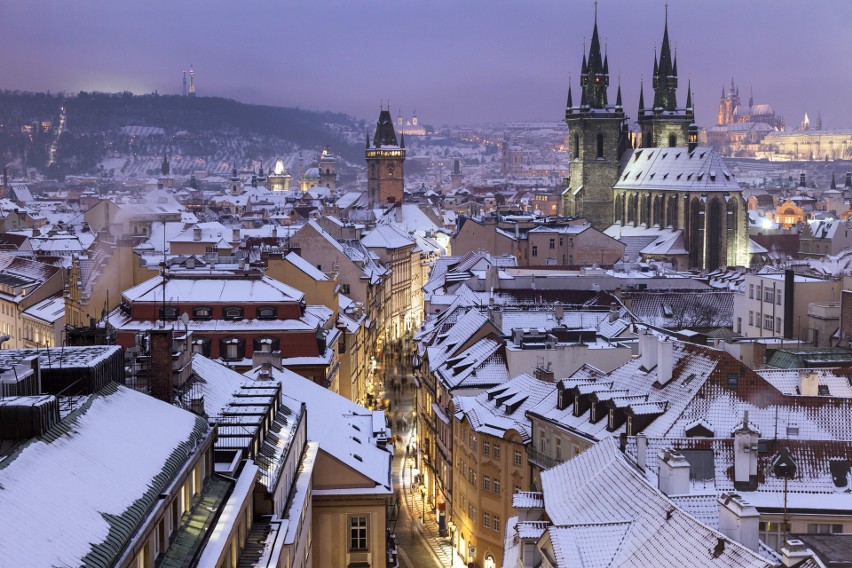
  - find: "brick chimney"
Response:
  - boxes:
[657,449,690,495]
[717,493,760,552]
[149,328,174,403]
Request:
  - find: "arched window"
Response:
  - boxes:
[668,133,677,147]
[223,306,244,320]
[573,133,580,159]
[256,306,277,320]
[596,133,604,159]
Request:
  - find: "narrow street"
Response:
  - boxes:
[382,344,463,568]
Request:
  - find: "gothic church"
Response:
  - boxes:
[563,9,749,271]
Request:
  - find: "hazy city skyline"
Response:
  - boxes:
[2,0,850,128]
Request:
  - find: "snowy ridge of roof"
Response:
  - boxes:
[284,251,329,281]
[121,273,304,304]
[0,384,208,567]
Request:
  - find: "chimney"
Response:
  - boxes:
[717,493,760,552]
[800,370,819,396]
[609,302,619,323]
[781,540,815,567]
[232,228,241,242]
[534,362,554,383]
[799,172,806,187]
[657,449,691,495]
[636,432,647,470]
[149,328,174,403]
[193,227,202,241]
[783,269,795,339]
[190,396,205,416]
[657,337,674,385]
[252,349,282,371]
[845,172,852,189]
[733,411,759,491]
[639,330,658,370]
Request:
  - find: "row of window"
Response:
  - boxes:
[160,305,279,321]
[190,336,281,360]
[482,440,502,459]
[748,283,783,305]
[748,311,782,333]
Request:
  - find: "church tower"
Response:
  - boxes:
[367,107,406,209]
[637,8,694,148]
[562,6,628,229]
[319,146,336,191]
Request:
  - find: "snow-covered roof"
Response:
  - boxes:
[284,251,329,281]
[21,294,66,324]
[121,273,304,304]
[536,438,770,568]
[361,223,415,250]
[453,373,553,442]
[244,364,393,494]
[0,384,209,567]
[615,146,739,193]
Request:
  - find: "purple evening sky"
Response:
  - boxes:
[1,0,850,128]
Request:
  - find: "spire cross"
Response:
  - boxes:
[594,0,598,21]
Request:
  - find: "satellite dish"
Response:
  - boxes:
[181,313,190,325]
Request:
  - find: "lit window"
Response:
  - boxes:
[223,306,244,320]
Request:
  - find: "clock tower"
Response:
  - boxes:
[367,107,406,209]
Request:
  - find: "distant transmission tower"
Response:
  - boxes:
[188,65,196,97]
[182,70,187,96]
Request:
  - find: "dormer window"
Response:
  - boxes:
[223,306,244,320]
[256,306,277,320]
[193,306,212,320]
[159,305,178,320]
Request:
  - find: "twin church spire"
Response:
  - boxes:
[566,4,693,122]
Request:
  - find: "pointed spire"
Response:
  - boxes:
[581,50,587,74]
[749,86,754,108]
[567,81,573,109]
[400,131,405,149]
[686,79,692,110]
[653,45,658,77]
[616,80,622,109]
[638,78,645,112]
[721,85,725,99]
[672,49,678,78]
[366,132,371,148]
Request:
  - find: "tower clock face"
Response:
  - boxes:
[386,162,396,175]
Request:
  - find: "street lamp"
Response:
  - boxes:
[420,485,426,523]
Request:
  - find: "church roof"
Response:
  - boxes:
[614,146,739,193]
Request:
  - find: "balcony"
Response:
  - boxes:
[526,446,559,470]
